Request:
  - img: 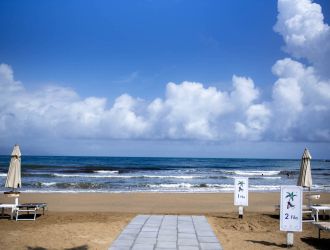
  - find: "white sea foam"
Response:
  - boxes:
[0,173,7,177]
[259,176,281,179]
[249,185,281,191]
[142,175,199,179]
[147,183,234,190]
[226,170,281,176]
[94,170,119,174]
[53,173,200,179]
[41,182,57,187]
[53,173,129,178]
[147,183,194,188]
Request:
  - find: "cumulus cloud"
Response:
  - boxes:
[271,58,330,141]
[274,0,330,77]
[0,64,266,142]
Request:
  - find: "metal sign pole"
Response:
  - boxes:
[287,232,294,246]
[238,206,243,219]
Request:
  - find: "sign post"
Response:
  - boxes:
[234,177,248,218]
[280,186,303,247]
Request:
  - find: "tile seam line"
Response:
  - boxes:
[130,214,150,250]
[155,214,165,250]
[192,215,202,250]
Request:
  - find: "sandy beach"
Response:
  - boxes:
[0,192,329,249]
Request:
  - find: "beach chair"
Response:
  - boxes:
[15,203,47,221]
[0,197,19,220]
[313,222,330,239]
[0,203,17,220]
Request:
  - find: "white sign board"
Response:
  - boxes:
[234,177,248,206]
[280,186,303,232]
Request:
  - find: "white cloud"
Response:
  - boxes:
[230,75,259,108]
[235,104,271,140]
[274,0,330,77]
[0,66,265,142]
[159,81,231,139]
[270,58,330,141]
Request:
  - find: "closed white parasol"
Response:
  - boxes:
[5,144,22,192]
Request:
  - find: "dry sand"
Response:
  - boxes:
[0,192,329,249]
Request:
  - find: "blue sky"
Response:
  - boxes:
[0,1,282,99]
[0,0,330,158]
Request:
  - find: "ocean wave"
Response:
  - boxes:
[52,173,201,179]
[279,170,298,176]
[0,173,7,177]
[35,181,105,189]
[40,182,57,187]
[142,175,200,179]
[249,185,280,191]
[146,183,234,189]
[250,176,281,180]
[93,170,119,174]
[224,170,280,176]
[53,173,120,178]
[147,183,194,188]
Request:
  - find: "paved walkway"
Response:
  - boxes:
[109,215,223,250]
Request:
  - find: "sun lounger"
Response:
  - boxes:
[15,203,47,221]
[313,222,330,239]
[310,204,330,222]
[0,203,17,220]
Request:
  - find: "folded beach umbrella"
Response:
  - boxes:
[297,148,312,189]
[5,144,22,192]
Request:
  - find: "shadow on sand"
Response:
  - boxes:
[246,240,287,248]
[301,237,330,250]
[27,245,89,250]
[262,213,279,220]
[214,215,238,219]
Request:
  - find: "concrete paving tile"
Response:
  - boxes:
[200,242,223,250]
[141,226,159,232]
[178,233,197,239]
[161,226,177,230]
[111,239,134,247]
[131,215,149,224]
[138,231,158,238]
[178,216,192,221]
[126,224,143,229]
[135,237,157,244]
[156,241,177,248]
[108,246,130,250]
[159,229,177,235]
[116,234,137,241]
[157,235,177,242]
[178,238,199,246]
[178,228,195,233]
[178,246,200,250]
[131,244,155,250]
[196,230,215,237]
[198,236,219,243]
[155,248,177,250]
[121,228,140,235]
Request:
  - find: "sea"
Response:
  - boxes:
[0,156,329,193]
